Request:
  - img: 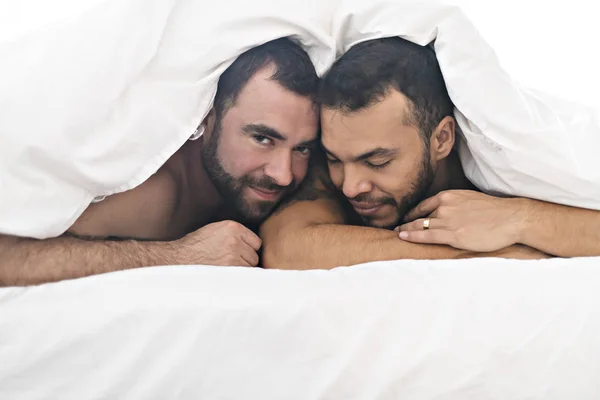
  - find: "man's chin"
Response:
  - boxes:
[236,199,278,223]
[363,215,401,230]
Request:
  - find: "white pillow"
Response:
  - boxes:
[0,0,336,239]
[331,0,600,209]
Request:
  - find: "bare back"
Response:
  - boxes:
[69,141,218,241]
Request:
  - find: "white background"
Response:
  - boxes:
[450,0,599,109]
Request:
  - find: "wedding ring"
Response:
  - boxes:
[423,218,431,230]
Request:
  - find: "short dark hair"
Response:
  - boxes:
[214,37,319,119]
[319,37,454,140]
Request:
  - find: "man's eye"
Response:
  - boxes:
[253,135,273,145]
[295,146,312,155]
[327,158,340,164]
[366,160,390,170]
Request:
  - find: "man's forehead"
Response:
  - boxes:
[239,64,279,95]
[234,66,314,111]
[322,136,396,159]
[322,125,422,163]
[226,73,316,128]
[321,91,413,126]
[321,110,393,146]
[320,94,419,151]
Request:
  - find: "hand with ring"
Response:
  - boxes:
[422,218,431,230]
[394,190,528,252]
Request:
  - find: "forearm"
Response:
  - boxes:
[0,234,171,287]
[262,224,471,270]
[516,199,600,257]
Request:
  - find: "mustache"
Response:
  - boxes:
[349,193,396,206]
[242,175,296,193]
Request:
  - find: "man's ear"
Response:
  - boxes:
[429,116,455,162]
[204,108,218,136]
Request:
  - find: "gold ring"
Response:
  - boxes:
[423,218,430,230]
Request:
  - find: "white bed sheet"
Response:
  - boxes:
[1,256,600,399]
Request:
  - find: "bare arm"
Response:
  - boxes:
[516,198,600,257]
[260,155,546,270]
[0,234,171,286]
[0,218,263,287]
[260,200,475,270]
[1,167,263,286]
[0,168,183,287]
[397,190,599,257]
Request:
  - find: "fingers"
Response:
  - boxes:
[397,217,453,246]
[398,229,455,246]
[223,220,262,251]
[238,244,260,267]
[240,229,262,251]
[234,227,260,267]
[396,218,444,232]
[404,195,441,222]
[223,240,259,267]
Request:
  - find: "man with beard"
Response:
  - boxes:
[260,37,600,270]
[0,38,319,286]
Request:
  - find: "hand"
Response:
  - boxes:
[170,220,262,267]
[396,190,528,252]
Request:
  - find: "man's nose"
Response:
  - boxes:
[341,166,371,199]
[264,151,293,187]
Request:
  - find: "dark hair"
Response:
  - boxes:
[213,37,319,119]
[319,37,454,140]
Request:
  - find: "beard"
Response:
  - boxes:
[391,150,435,227]
[350,145,435,230]
[200,121,297,225]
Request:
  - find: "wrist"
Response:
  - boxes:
[140,240,176,267]
[508,197,534,246]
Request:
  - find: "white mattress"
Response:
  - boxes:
[2,256,600,399]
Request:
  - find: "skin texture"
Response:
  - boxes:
[321,91,442,230]
[200,65,318,225]
[262,86,600,270]
[0,64,319,286]
[396,190,600,258]
[260,90,551,271]
[67,64,318,240]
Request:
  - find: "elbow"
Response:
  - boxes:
[259,212,329,269]
[260,246,280,270]
[261,234,297,270]
[260,226,311,270]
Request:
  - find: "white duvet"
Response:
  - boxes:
[2,1,600,398]
[2,257,600,400]
[1,0,599,238]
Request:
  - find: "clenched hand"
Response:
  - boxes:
[169,220,262,266]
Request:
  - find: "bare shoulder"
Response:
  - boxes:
[260,150,349,237]
[69,164,183,240]
[279,149,339,207]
